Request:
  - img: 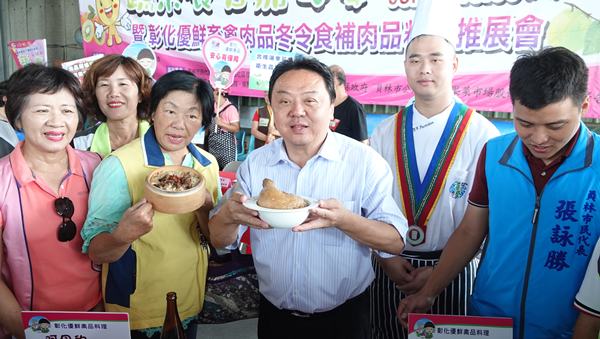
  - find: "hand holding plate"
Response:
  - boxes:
[292,198,348,232]
[228,191,270,229]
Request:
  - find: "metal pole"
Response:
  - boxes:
[0,0,9,81]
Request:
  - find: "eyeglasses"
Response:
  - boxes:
[55,197,76,242]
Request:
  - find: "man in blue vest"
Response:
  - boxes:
[398,47,598,339]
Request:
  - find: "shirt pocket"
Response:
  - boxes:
[316,200,357,248]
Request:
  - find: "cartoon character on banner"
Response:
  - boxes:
[201,36,248,132]
[28,316,51,333]
[38,318,51,333]
[137,49,155,75]
[92,0,132,47]
[414,318,436,338]
[122,42,157,78]
[215,64,232,86]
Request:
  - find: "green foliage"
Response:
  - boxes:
[87,4,96,19]
[547,8,593,52]
[583,20,600,55]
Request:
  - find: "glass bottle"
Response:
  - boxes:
[159,292,186,339]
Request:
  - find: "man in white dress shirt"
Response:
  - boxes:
[208,55,408,339]
[573,236,600,338]
[369,1,499,338]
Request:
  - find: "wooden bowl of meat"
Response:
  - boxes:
[145,165,205,214]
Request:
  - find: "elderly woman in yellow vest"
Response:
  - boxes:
[81,71,220,339]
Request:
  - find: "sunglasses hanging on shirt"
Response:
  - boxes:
[55,197,76,242]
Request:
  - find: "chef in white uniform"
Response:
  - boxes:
[369,1,499,338]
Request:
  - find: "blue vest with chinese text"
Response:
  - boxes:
[471,123,600,339]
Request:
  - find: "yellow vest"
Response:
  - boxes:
[103,128,220,330]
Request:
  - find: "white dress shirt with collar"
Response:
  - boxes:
[211,131,407,313]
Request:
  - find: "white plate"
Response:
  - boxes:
[243,196,318,229]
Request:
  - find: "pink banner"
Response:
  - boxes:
[85,38,600,118]
[408,314,513,339]
[9,39,47,69]
[85,39,260,98]
[339,66,600,116]
[80,0,600,118]
[22,311,129,339]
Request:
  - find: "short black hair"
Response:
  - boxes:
[268,55,336,104]
[6,64,85,131]
[222,65,231,73]
[38,319,50,324]
[510,47,588,110]
[0,80,7,108]
[424,321,435,329]
[150,70,214,132]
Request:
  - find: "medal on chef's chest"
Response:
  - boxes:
[407,225,427,246]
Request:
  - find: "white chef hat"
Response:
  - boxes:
[408,0,461,48]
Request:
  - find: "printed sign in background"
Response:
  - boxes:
[122,42,157,78]
[61,54,104,83]
[408,314,513,339]
[22,311,130,339]
[202,36,248,90]
[78,0,600,117]
[249,49,298,91]
[9,39,48,69]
